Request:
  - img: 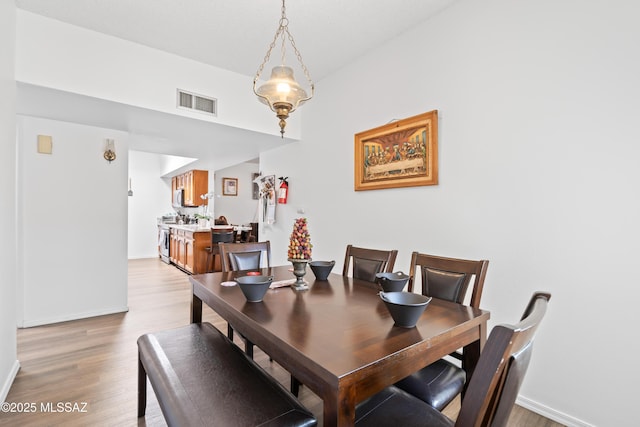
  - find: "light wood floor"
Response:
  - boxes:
[1,258,563,426]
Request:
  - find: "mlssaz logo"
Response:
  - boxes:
[40,402,89,413]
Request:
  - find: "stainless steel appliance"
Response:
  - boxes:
[172,189,184,208]
[159,224,170,263]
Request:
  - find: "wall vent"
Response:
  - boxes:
[177,89,217,116]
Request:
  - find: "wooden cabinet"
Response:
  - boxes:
[169,228,182,266]
[183,170,208,207]
[168,226,211,274]
[184,232,194,272]
[171,170,208,207]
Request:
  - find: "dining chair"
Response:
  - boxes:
[214,215,229,225]
[355,292,551,427]
[219,241,271,273]
[204,228,235,273]
[342,244,398,283]
[394,252,489,410]
[247,222,258,242]
[218,241,271,358]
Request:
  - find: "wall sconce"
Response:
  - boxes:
[104,139,116,163]
[128,178,134,197]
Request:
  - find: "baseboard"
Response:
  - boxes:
[1,360,20,402]
[517,395,595,427]
[20,306,129,328]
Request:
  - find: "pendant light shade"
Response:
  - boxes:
[253,0,314,137]
[256,66,309,109]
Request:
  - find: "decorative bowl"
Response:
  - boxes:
[375,271,410,292]
[236,275,273,302]
[309,261,335,281]
[380,291,431,328]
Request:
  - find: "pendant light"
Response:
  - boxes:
[253,0,314,137]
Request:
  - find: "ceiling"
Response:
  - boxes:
[15,0,459,170]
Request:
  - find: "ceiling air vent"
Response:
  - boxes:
[177,89,217,116]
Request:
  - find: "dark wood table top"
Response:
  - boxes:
[190,265,490,426]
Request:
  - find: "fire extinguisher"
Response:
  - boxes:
[278,176,289,204]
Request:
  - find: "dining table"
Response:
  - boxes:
[189,265,490,427]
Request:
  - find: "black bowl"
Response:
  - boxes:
[309,261,335,281]
[380,291,431,328]
[375,271,410,292]
[236,275,273,302]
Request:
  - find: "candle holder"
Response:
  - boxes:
[288,258,310,291]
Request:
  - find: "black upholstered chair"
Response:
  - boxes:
[204,228,235,273]
[355,292,551,427]
[219,241,271,274]
[342,244,398,283]
[394,252,489,411]
[218,241,271,358]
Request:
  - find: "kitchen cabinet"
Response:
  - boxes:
[171,170,208,207]
[169,228,181,267]
[183,170,208,206]
[168,226,211,274]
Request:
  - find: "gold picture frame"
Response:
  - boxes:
[354,110,438,191]
[222,177,238,196]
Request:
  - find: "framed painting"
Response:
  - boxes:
[222,177,238,196]
[354,110,438,191]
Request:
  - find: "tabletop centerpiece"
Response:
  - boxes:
[287,217,312,291]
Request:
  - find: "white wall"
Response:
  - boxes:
[16,117,129,327]
[0,0,19,402]
[213,162,260,225]
[15,10,300,140]
[128,150,174,259]
[260,0,640,426]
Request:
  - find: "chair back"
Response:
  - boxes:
[455,292,551,427]
[214,215,229,225]
[342,244,398,283]
[408,252,489,308]
[211,229,235,246]
[219,241,271,272]
[247,222,258,242]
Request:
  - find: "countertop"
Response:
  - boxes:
[162,224,252,232]
[167,224,211,232]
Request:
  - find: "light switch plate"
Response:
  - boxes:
[37,135,52,154]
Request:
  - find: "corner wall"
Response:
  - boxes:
[0,0,19,402]
[260,0,640,425]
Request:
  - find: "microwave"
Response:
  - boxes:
[172,189,184,207]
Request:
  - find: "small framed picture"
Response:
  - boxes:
[222,177,238,196]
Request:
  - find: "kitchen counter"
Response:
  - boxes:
[166,224,212,232]
[167,226,211,275]
[163,224,254,275]
[167,224,252,232]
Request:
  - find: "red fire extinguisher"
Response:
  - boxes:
[278,176,289,204]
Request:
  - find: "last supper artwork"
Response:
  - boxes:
[354,110,438,191]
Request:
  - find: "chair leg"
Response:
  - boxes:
[245,340,254,359]
[137,353,147,417]
[291,377,302,397]
[227,323,234,341]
